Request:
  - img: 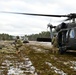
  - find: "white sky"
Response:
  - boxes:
[0,0,76,36]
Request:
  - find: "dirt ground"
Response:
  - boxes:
[0,41,76,75]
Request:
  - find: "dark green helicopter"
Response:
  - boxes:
[1,11,76,54]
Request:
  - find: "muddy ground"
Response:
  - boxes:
[0,41,76,75]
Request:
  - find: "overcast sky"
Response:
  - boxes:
[0,0,76,36]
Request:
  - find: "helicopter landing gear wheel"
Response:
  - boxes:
[59,47,66,54]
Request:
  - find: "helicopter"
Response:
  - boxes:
[1,11,76,54]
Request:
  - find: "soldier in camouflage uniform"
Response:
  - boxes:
[51,35,58,53]
[15,36,23,55]
[52,35,58,47]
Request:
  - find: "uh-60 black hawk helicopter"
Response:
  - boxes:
[1,11,76,54]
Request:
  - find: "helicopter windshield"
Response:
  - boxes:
[69,29,75,38]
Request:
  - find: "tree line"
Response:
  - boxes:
[26,31,50,41]
[0,31,50,41]
[0,33,13,40]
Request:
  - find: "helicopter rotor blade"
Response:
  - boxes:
[0,11,68,17]
[64,18,72,21]
[1,11,76,22]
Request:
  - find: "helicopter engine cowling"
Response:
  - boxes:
[55,22,67,32]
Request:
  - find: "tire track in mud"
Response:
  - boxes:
[0,54,38,75]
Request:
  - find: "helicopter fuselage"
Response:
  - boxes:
[57,22,76,53]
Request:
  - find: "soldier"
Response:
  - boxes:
[52,35,58,47]
[51,34,58,53]
[15,36,23,55]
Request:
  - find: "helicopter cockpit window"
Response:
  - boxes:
[69,29,75,38]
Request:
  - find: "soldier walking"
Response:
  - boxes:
[15,36,23,55]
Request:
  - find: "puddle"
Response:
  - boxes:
[0,55,38,75]
[32,47,43,52]
[29,41,52,48]
[32,46,49,53]
[45,62,67,75]
[8,67,24,75]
